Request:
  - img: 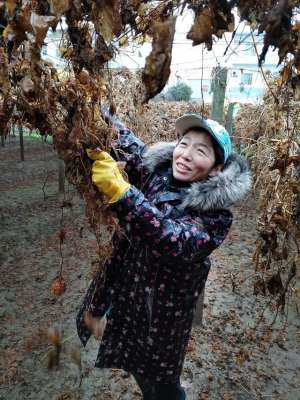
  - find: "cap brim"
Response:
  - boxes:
[175,114,213,137]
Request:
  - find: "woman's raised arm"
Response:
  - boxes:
[101,105,148,186]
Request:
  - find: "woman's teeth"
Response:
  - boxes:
[177,163,190,171]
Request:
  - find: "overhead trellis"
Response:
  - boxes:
[0,0,299,301]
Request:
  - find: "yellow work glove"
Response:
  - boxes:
[87,149,130,203]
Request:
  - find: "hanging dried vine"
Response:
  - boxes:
[0,1,299,298]
[235,78,300,314]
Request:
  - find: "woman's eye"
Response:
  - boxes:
[179,142,187,146]
[197,148,205,154]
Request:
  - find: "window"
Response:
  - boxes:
[241,72,252,85]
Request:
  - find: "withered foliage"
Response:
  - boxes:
[142,16,176,102]
[0,1,299,303]
[46,326,62,370]
[235,78,300,310]
[185,0,300,69]
[187,0,235,50]
[257,0,294,66]
[103,68,210,142]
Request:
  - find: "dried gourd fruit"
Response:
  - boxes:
[51,276,67,296]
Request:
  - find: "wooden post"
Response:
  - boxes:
[194,68,228,327]
[210,66,228,124]
[19,125,24,161]
[58,159,65,193]
[193,287,205,326]
[193,68,228,327]
[287,270,299,343]
[225,102,236,135]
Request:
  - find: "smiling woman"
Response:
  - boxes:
[174,114,232,165]
[77,108,251,400]
[172,130,221,182]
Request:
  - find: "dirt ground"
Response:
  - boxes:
[1,136,299,400]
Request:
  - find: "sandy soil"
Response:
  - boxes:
[0,136,299,400]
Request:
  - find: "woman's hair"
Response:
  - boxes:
[182,127,224,166]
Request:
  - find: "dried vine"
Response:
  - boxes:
[0,1,299,298]
[235,78,300,315]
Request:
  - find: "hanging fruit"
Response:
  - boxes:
[51,276,67,296]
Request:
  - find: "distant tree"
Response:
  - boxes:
[166,82,192,101]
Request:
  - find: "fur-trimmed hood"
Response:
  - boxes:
[142,141,252,211]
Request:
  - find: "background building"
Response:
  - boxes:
[168,16,280,104]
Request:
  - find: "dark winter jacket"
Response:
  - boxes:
[76,125,251,383]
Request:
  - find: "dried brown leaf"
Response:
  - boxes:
[187,4,234,50]
[280,65,292,85]
[258,1,293,66]
[92,0,122,42]
[266,273,283,295]
[5,0,16,17]
[70,348,81,368]
[48,0,71,16]
[47,349,60,369]
[84,311,107,340]
[142,16,176,103]
[187,8,214,49]
[0,47,10,95]
[30,11,57,45]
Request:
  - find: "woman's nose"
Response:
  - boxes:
[181,147,192,160]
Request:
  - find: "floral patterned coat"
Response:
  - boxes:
[76,123,251,383]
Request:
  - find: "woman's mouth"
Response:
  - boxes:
[176,162,191,172]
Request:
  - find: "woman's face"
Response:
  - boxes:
[172,130,221,182]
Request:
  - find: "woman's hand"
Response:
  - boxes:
[87,149,130,203]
